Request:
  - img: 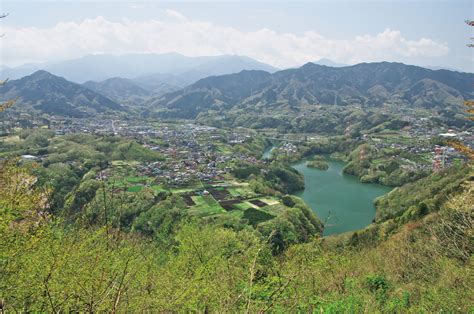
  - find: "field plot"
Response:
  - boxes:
[181,194,196,206]
[170,185,201,193]
[190,195,225,215]
[249,199,268,208]
[127,185,144,192]
[228,187,256,198]
[1,135,21,143]
[126,176,149,183]
[169,180,285,226]
[259,198,280,206]
[233,201,255,211]
[219,199,241,211]
[243,208,275,226]
[208,188,232,201]
[151,185,168,193]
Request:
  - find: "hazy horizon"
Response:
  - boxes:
[2,52,472,75]
[1,0,473,72]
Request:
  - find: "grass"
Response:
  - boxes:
[191,195,207,207]
[170,187,198,194]
[228,187,254,197]
[228,188,241,196]
[1,135,21,143]
[228,210,244,218]
[191,195,224,215]
[216,145,232,154]
[202,194,217,206]
[151,185,168,193]
[372,158,387,165]
[127,185,144,192]
[108,180,128,188]
[125,176,149,183]
[234,202,254,211]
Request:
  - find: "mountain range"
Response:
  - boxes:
[0,53,279,86]
[149,61,474,119]
[1,62,472,124]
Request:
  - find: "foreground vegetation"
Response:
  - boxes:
[1,154,472,311]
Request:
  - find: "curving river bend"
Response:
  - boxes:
[292,159,392,236]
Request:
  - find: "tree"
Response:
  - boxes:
[447,20,474,159]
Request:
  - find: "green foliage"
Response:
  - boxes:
[1,176,472,312]
[23,129,55,150]
[111,141,162,162]
[307,159,329,170]
[343,143,430,186]
[243,208,275,227]
[365,274,390,303]
[64,178,100,213]
[132,195,188,239]
[281,195,295,207]
[265,163,305,193]
[231,162,261,179]
[0,159,50,229]
[1,226,160,312]
[1,122,472,312]
[375,164,470,222]
[152,62,471,135]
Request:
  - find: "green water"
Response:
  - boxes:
[292,160,392,236]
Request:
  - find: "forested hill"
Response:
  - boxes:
[0,70,124,117]
[83,77,152,103]
[148,62,474,119]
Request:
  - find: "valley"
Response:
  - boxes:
[1,107,469,238]
[1,56,472,312]
[2,0,474,309]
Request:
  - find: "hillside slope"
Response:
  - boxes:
[83,77,152,103]
[0,70,124,117]
[149,62,473,120]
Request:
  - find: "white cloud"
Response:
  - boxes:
[0,15,449,68]
[164,9,186,20]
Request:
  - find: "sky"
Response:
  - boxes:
[0,0,473,72]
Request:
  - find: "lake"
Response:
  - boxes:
[292,159,392,236]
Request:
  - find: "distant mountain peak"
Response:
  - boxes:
[313,58,347,67]
[2,53,279,84]
[1,71,124,117]
[29,69,56,79]
[149,61,474,120]
[301,62,318,68]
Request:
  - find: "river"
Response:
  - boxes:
[292,159,392,236]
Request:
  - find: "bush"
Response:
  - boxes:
[282,195,295,207]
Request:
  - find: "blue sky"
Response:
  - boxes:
[1,0,473,71]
